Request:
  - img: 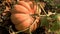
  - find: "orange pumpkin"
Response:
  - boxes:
[11,1,39,33]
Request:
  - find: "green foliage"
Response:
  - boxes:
[50,20,60,31]
[40,16,49,28]
[40,14,60,32]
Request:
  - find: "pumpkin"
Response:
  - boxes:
[11,1,39,33]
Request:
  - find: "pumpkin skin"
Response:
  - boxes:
[11,1,39,32]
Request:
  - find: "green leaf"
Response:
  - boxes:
[40,16,49,28]
[50,14,60,31]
